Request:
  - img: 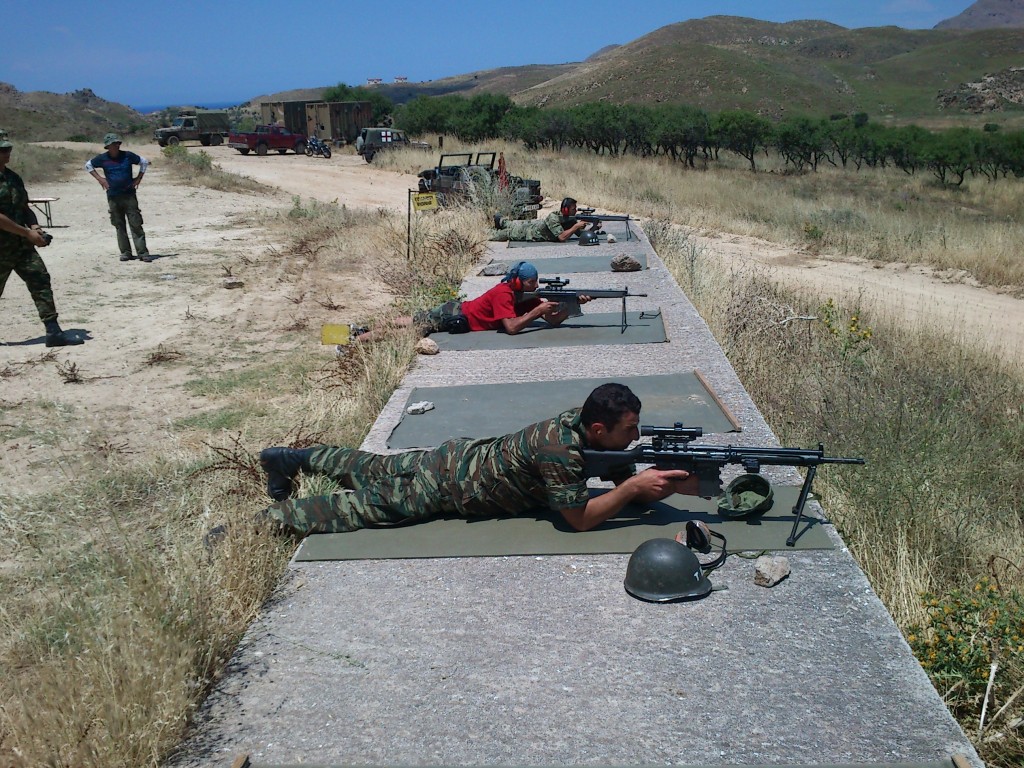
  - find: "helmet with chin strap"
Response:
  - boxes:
[624,538,712,602]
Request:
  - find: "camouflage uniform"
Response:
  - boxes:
[412,299,462,334]
[488,211,567,242]
[0,167,57,323]
[265,408,632,534]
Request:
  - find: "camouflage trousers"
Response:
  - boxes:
[412,300,462,334]
[0,245,57,323]
[487,220,551,242]
[264,446,457,534]
[108,192,149,258]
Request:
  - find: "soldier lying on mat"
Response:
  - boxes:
[488,197,601,243]
[354,260,590,342]
[212,384,701,542]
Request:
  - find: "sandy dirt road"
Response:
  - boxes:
[2,139,1023,496]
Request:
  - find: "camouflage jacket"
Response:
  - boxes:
[443,407,630,517]
[0,167,35,253]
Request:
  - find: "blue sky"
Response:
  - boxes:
[4,1,974,109]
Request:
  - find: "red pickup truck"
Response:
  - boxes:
[228,125,307,156]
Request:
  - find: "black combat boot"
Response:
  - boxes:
[259,447,316,501]
[44,320,83,347]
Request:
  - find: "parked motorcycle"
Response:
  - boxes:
[305,135,333,159]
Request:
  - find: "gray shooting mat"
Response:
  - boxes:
[293,485,833,561]
[479,252,648,274]
[430,310,667,351]
[387,372,740,450]
[506,235,637,249]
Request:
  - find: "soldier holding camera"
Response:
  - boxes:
[0,133,82,347]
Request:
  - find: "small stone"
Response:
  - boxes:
[610,254,642,272]
[415,337,439,355]
[222,277,244,289]
[754,555,790,587]
[606,234,617,243]
[480,262,509,276]
[406,400,435,415]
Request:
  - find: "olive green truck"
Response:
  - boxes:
[154,111,231,147]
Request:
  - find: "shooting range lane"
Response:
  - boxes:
[505,228,630,246]
[429,310,668,350]
[170,223,981,768]
[294,485,831,561]
[385,372,740,450]
[480,252,649,274]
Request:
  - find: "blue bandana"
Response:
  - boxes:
[502,261,538,283]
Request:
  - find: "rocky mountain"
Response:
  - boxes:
[0,83,150,143]
[511,16,1024,120]
[935,0,1024,29]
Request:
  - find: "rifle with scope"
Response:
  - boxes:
[581,423,865,546]
[521,277,648,333]
[571,206,638,240]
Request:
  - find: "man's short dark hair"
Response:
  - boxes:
[581,383,641,428]
[561,197,577,212]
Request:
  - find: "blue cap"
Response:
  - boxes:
[502,261,538,284]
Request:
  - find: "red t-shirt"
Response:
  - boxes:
[460,282,542,331]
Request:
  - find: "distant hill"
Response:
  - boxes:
[935,0,1024,29]
[0,83,150,143]
[245,64,577,110]
[510,16,1024,120]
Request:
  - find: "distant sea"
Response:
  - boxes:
[132,100,243,114]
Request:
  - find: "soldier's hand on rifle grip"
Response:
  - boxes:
[629,468,694,503]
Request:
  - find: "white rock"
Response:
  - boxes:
[754,555,791,587]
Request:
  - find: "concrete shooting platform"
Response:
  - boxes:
[170,224,981,767]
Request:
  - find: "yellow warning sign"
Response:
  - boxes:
[412,192,439,211]
[321,324,351,345]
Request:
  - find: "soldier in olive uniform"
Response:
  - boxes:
[0,134,82,347]
[256,383,696,537]
[488,197,601,243]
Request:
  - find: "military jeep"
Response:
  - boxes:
[355,127,431,162]
[417,152,542,219]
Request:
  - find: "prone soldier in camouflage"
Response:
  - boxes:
[0,132,82,347]
[254,383,699,536]
[488,197,601,243]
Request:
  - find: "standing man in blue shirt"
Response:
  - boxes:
[85,134,152,262]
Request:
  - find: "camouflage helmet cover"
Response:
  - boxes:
[717,473,774,518]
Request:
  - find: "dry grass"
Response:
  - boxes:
[423,138,1024,294]
[0,192,439,767]
[645,219,1024,766]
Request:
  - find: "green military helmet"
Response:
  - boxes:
[578,230,600,246]
[624,538,712,602]
[717,473,774,518]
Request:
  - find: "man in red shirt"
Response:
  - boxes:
[356,261,589,341]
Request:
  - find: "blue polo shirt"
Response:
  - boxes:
[87,151,147,197]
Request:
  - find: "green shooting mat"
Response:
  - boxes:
[293,485,833,561]
[430,310,667,351]
[387,372,740,450]
[479,252,648,274]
